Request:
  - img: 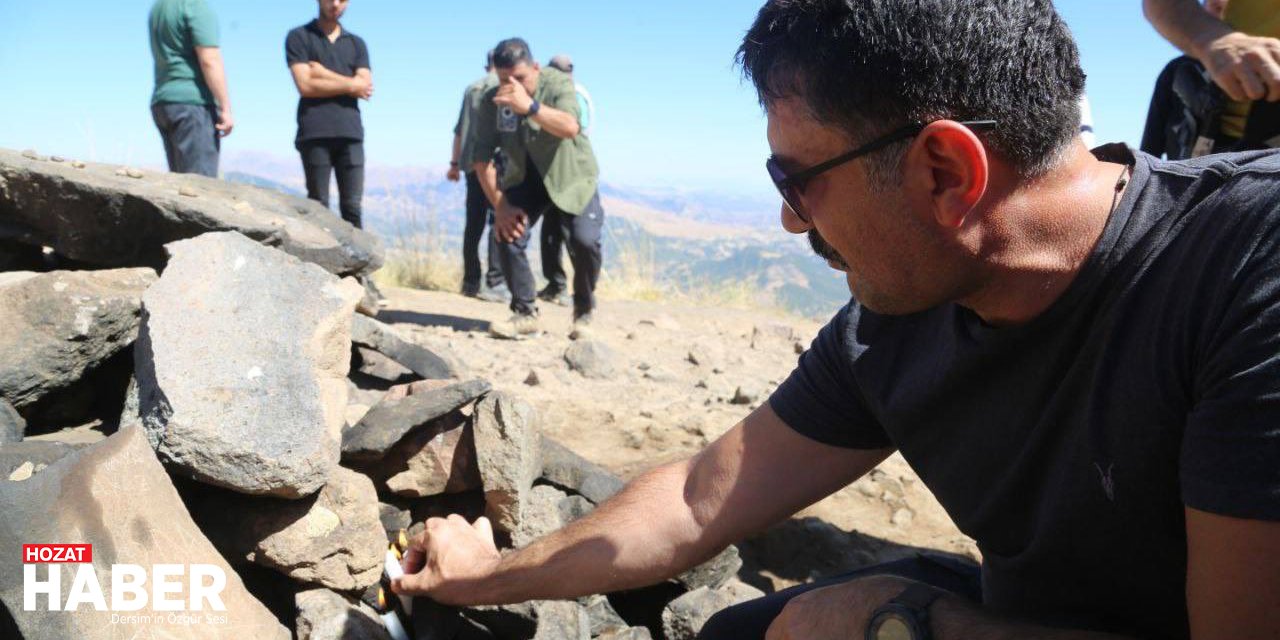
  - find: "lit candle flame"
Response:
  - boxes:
[397,529,410,552]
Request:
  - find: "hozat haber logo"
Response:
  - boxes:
[21,543,230,626]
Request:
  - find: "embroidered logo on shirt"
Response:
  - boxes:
[498,106,518,133]
[1094,462,1116,502]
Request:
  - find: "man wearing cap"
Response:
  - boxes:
[449,51,506,301]
[149,0,234,177]
[471,38,605,339]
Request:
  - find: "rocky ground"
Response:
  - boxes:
[378,287,979,588]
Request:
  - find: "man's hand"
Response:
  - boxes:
[216,109,234,137]
[494,76,534,115]
[392,515,501,605]
[447,165,461,182]
[495,201,528,242]
[1198,31,1280,102]
[766,575,909,640]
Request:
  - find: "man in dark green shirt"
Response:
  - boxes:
[471,38,605,339]
[449,51,505,300]
[149,0,234,177]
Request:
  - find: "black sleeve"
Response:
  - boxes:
[284,29,308,67]
[768,303,892,449]
[1183,212,1280,521]
[354,36,370,71]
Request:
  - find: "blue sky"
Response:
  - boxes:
[0,1,1180,196]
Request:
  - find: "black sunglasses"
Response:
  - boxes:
[766,119,998,223]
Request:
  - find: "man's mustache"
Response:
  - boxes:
[808,229,849,270]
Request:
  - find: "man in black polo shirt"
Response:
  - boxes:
[285,0,372,228]
[390,2,1279,638]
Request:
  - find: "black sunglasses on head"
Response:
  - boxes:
[766,119,998,223]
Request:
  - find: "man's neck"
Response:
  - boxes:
[317,16,341,40]
[959,142,1131,327]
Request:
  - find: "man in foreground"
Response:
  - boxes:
[469,38,605,339]
[285,0,372,228]
[149,0,233,177]
[395,2,1280,638]
[449,51,506,301]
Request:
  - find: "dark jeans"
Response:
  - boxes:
[462,172,505,294]
[697,554,982,640]
[151,103,219,177]
[540,214,567,294]
[299,138,365,228]
[497,192,604,317]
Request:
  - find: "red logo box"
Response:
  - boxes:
[22,544,92,563]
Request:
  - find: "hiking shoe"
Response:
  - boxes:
[537,285,570,307]
[569,311,594,340]
[489,313,540,339]
[475,284,511,304]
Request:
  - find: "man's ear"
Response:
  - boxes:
[912,121,989,229]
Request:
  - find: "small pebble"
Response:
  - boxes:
[50,155,65,162]
[70,160,86,169]
[8,461,34,482]
[178,186,199,197]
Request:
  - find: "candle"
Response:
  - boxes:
[384,544,413,615]
[376,587,411,640]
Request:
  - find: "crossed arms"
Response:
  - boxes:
[288,61,373,100]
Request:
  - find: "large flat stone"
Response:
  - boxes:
[189,466,385,592]
[0,268,155,412]
[472,391,541,535]
[295,588,391,640]
[382,410,482,498]
[0,427,289,639]
[0,148,382,277]
[351,314,461,380]
[137,231,363,498]
[342,379,490,464]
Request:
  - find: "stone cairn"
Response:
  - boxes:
[0,149,757,640]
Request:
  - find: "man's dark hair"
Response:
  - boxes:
[738,0,1086,178]
[493,38,534,69]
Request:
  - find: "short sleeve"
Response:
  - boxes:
[186,0,219,48]
[454,89,470,136]
[470,90,498,165]
[354,37,370,70]
[545,76,580,120]
[285,30,308,67]
[768,303,891,449]
[1183,234,1280,521]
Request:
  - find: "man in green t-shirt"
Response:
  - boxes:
[148,0,233,177]
[471,38,606,339]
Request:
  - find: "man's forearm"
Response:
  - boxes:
[451,460,714,605]
[296,65,354,98]
[530,105,581,139]
[1144,0,1233,58]
[473,161,502,208]
[451,133,463,166]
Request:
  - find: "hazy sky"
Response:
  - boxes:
[0,1,1179,195]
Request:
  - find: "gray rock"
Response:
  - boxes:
[355,276,382,317]
[661,587,740,640]
[563,340,618,380]
[379,502,412,535]
[472,391,540,534]
[192,466,386,592]
[382,411,482,498]
[296,588,391,640]
[0,427,289,640]
[532,600,591,640]
[539,436,624,504]
[352,314,460,380]
[354,345,416,383]
[0,441,81,480]
[0,268,155,412]
[0,148,382,276]
[137,232,363,498]
[597,627,654,640]
[675,545,743,591]
[581,594,629,637]
[511,484,593,547]
[0,398,24,443]
[342,379,491,463]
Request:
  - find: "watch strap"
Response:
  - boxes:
[528,99,541,117]
[891,583,946,610]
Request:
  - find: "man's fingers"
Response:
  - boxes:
[1248,54,1280,102]
[472,516,494,544]
[1214,70,1249,102]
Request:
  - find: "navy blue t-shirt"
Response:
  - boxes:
[769,145,1280,639]
[285,20,369,144]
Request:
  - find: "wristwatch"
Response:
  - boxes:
[865,583,946,640]
[527,99,541,117]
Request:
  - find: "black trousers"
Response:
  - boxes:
[540,214,567,294]
[299,138,364,228]
[496,192,604,317]
[697,554,982,640]
[462,172,505,294]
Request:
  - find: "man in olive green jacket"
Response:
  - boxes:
[471,38,605,339]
